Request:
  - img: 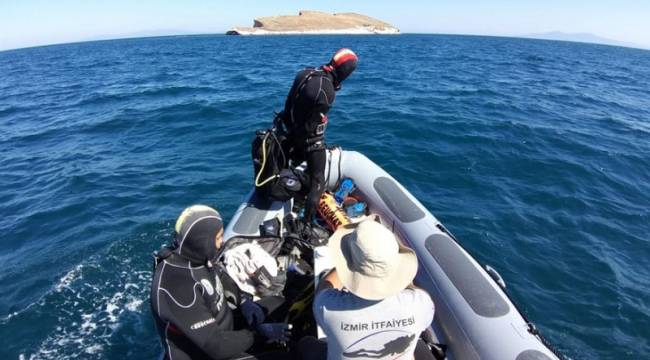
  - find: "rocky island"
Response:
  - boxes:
[226,11,399,35]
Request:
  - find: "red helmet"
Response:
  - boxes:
[325,48,358,89]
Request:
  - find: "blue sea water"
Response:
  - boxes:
[0,34,649,359]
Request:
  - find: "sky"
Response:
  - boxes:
[1,0,649,51]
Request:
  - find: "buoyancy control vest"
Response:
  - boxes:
[251,114,303,201]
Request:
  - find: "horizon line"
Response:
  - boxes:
[2,31,648,54]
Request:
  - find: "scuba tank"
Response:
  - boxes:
[317,192,351,231]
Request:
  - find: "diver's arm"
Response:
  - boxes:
[299,73,334,221]
[301,88,331,221]
[303,148,326,221]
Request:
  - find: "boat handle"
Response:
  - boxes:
[485,265,506,289]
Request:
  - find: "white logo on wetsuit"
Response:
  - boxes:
[214,276,224,299]
[201,279,214,295]
[213,275,225,312]
[190,317,216,330]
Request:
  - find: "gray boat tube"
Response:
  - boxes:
[224,148,561,360]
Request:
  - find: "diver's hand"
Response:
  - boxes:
[240,298,265,327]
[256,323,292,343]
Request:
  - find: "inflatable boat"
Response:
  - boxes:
[224,148,562,360]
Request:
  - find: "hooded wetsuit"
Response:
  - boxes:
[150,210,257,360]
[282,67,336,221]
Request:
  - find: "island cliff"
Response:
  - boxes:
[227,11,399,35]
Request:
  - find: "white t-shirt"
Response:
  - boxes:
[313,287,435,360]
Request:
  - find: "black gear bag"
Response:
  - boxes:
[251,114,301,201]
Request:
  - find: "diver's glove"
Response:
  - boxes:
[240,298,265,327]
[256,323,292,343]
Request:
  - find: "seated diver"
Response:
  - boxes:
[150,205,291,360]
[299,217,436,360]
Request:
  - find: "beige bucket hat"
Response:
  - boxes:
[328,216,418,300]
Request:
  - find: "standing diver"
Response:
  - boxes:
[278,48,358,223]
[150,205,291,359]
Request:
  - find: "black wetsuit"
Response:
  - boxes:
[151,253,256,360]
[150,213,258,360]
[281,67,336,221]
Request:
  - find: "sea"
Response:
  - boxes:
[0,34,648,359]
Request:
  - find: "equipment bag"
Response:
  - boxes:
[217,235,287,297]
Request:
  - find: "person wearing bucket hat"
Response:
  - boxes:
[150,205,291,359]
[302,217,435,360]
[277,48,358,223]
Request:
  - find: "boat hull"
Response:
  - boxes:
[224,149,560,360]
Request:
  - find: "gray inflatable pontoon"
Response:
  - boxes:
[224,148,561,360]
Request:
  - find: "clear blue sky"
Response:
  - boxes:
[1,0,649,51]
